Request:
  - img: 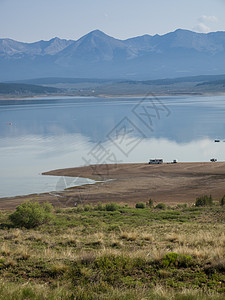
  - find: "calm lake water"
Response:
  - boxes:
[0,95,225,197]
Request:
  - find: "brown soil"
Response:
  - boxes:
[1,162,225,210]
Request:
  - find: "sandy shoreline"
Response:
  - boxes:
[1,162,225,210]
[1,91,225,100]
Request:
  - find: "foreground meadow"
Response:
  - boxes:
[0,202,224,299]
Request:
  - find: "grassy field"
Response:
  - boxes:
[0,202,224,299]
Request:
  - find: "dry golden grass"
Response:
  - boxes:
[120,231,138,241]
[0,205,224,299]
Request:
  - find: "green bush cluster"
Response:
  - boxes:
[70,254,143,286]
[76,203,120,212]
[135,203,146,209]
[105,203,119,211]
[162,252,192,268]
[9,201,53,229]
[195,195,213,207]
[155,203,166,210]
[135,202,168,210]
[84,205,91,211]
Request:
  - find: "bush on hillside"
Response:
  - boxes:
[9,201,53,229]
[105,203,119,211]
[195,195,213,207]
[162,252,192,268]
[135,203,146,209]
[148,198,154,208]
[155,203,166,210]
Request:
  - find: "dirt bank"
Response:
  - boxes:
[1,162,225,210]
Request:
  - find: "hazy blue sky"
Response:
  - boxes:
[1,0,225,42]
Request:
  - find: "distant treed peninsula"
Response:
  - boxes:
[1,74,225,98]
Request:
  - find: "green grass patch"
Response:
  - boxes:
[0,203,224,299]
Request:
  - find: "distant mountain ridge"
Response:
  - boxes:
[1,29,225,81]
[0,37,73,56]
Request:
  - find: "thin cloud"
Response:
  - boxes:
[199,15,218,23]
[193,23,210,33]
[193,15,219,33]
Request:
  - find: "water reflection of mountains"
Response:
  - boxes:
[1,96,225,143]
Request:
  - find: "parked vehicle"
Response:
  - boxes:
[210,158,217,162]
[149,159,163,164]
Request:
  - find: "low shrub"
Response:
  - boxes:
[195,195,213,207]
[177,203,187,209]
[84,205,92,211]
[76,206,84,212]
[9,201,53,229]
[220,195,225,206]
[155,203,166,210]
[105,203,119,211]
[162,252,192,268]
[148,198,154,208]
[135,203,146,209]
[204,258,225,274]
[95,203,105,211]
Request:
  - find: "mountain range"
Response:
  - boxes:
[1,29,225,81]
